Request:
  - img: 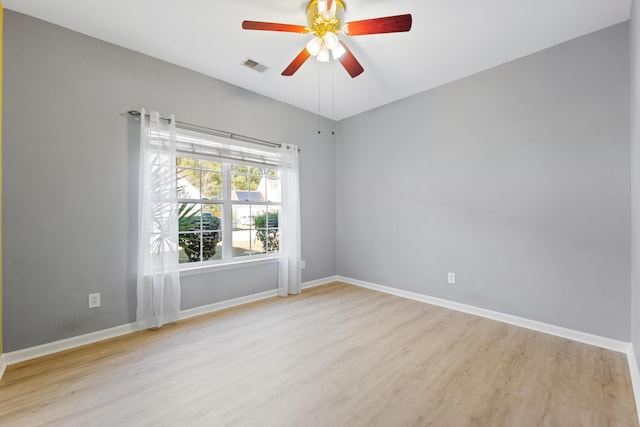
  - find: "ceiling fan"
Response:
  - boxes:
[241,0,412,78]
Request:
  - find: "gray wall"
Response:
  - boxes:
[2,11,336,352]
[336,23,631,340]
[631,0,640,366]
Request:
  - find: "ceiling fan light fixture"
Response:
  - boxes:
[317,45,330,62]
[331,43,346,60]
[323,32,339,50]
[306,36,323,56]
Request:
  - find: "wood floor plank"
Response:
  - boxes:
[0,282,637,426]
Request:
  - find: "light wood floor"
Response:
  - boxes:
[0,282,637,426]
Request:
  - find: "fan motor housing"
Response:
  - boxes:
[306,0,346,37]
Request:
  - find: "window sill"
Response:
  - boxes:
[179,256,280,277]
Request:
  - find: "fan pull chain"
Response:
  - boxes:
[331,64,336,135]
[318,65,322,134]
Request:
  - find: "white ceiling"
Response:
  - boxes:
[4,0,632,120]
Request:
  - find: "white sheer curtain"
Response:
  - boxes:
[136,109,181,329]
[278,144,302,296]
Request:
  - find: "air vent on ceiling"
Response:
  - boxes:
[242,58,268,73]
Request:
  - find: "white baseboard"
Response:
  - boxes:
[3,323,138,366]
[302,275,338,289]
[0,276,338,372]
[337,275,630,353]
[0,354,7,382]
[179,289,279,321]
[627,346,640,425]
[180,276,337,320]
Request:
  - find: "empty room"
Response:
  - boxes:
[1,0,640,425]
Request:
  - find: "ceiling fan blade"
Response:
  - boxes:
[338,42,364,78]
[282,48,312,76]
[343,14,412,36]
[242,21,308,33]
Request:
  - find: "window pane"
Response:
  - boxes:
[178,203,222,264]
[177,157,200,168]
[265,177,281,202]
[264,228,279,253]
[179,202,201,263]
[179,203,200,232]
[232,174,249,192]
[232,204,253,257]
[202,204,223,249]
[232,230,252,257]
[231,165,249,174]
[232,204,250,230]
[249,175,261,191]
[202,232,222,261]
[255,208,279,254]
[179,232,201,263]
[249,229,262,255]
[202,204,222,222]
[201,160,222,171]
[252,206,265,254]
[202,171,222,200]
[266,209,279,227]
[177,168,200,199]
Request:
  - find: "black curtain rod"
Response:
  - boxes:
[127,110,298,151]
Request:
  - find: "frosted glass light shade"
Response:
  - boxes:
[331,42,346,60]
[317,45,330,62]
[323,32,339,50]
[306,36,323,56]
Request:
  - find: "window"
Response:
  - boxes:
[176,153,281,266]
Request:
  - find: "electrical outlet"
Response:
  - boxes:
[447,272,456,284]
[301,260,306,269]
[88,293,101,308]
